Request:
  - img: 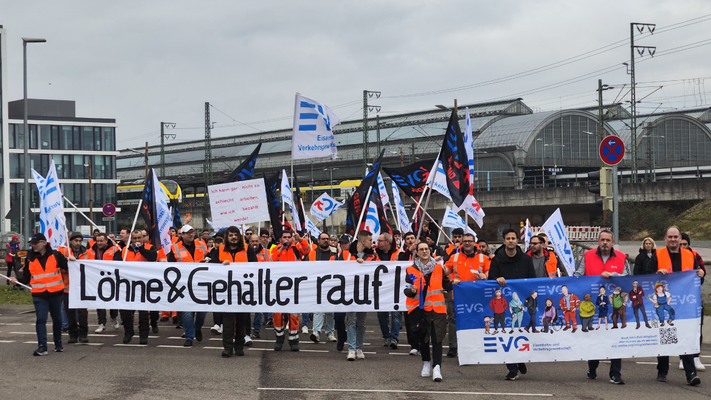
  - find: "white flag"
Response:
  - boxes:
[464,107,474,177]
[310,192,344,221]
[363,201,381,243]
[453,194,486,229]
[442,206,477,239]
[32,161,68,251]
[280,170,302,230]
[291,93,341,160]
[524,218,532,251]
[391,181,411,234]
[305,219,322,238]
[541,209,575,276]
[151,169,174,254]
[425,157,452,201]
[377,173,390,206]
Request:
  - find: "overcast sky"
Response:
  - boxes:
[3,1,711,150]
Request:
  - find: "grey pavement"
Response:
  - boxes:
[1,306,710,399]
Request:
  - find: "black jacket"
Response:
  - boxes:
[524,295,538,314]
[488,246,536,281]
[633,248,653,276]
[346,241,376,261]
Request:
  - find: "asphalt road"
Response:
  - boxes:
[0,306,709,400]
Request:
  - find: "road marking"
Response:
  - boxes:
[203,346,223,350]
[248,348,329,353]
[257,388,553,396]
[167,337,185,340]
[157,345,192,348]
[114,344,147,347]
[388,352,409,355]
[74,343,104,346]
[88,334,117,337]
[23,341,36,344]
[0,323,23,326]
[635,362,658,365]
[10,332,35,335]
[0,340,16,343]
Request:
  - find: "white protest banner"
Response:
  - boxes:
[310,192,344,221]
[291,93,341,160]
[442,206,476,238]
[391,181,411,234]
[377,173,390,205]
[454,272,701,365]
[305,219,322,238]
[32,161,67,250]
[541,208,575,276]
[208,178,269,227]
[69,260,407,313]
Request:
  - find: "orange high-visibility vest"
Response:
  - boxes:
[29,253,64,294]
[656,247,694,273]
[171,241,207,262]
[120,243,153,262]
[406,264,446,314]
[218,245,248,263]
[255,247,271,262]
[445,251,489,282]
[81,245,119,261]
[527,249,560,278]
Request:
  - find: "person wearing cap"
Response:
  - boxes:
[425,234,446,259]
[9,233,69,356]
[168,225,209,347]
[111,230,157,344]
[644,226,704,385]
[82,232,122,334]
[392,229,402,249]
[337,234,351,260]
[5,234,20,285]
[61,232,89,344]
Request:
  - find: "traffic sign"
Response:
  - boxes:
[102,203,116,217]
[599,136,625,166]
[102,216,115,221]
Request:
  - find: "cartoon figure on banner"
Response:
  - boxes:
[541,298,558,334]
[596,286,609,330]
[484,316,492,335]
[579,294,596,332]
[489,288,508,335]
[609,286,629,329]
[649,282,675,327]
[508,292,525,334]
[629,280,652,329]
[558,285,580,332]
[524,291,539,333]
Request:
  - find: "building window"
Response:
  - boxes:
[9,124,16,148]
[82,127,93,151]
[73,155,84,179]
[30,125,38,149]
[51,126,60,150]
[103,127,115,151]
[61,126,72,150]
[10,154,24,179]
[73,127,81,151]
[40,125,51,149]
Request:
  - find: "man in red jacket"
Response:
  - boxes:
[558,285,580,332]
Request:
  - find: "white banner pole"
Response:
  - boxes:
[123,198,143,262]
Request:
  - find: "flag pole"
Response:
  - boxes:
[0,273,32,290]
[407,195,454,245]
[124,198,143,262]
[415,164,439,243]
[63,197,101,230]
[387,202,400,233]
[353,186,373,242]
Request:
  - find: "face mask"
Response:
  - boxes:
[613,291,620,295]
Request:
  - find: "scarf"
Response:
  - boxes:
[414,256,436,276]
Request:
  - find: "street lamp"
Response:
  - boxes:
[23,37,46,246]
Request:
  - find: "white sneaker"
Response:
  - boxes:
[680,359,685,370]
[112,318,120,330]
[326,333,337,342]
[210,324,220,335]
[217,324,223,334]
[409,348,420,356]
[421,361,431,377]
[433,365,442,382]
[310,331,320,343]
[94,324,106,334]
[695,357,706,371]
[244,335,253,346]
[347,350,356,361]
[301,326,309,335]
[356,349,365,359]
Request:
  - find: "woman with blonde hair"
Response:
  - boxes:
[633,237,656,276]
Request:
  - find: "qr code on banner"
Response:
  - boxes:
[660,327,678,345]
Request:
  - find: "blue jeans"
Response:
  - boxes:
[253,313,263,334]
[313,313,335,335]
[182,311,206,341]
[60,299,68,329]
[301,313,311,327]
[377,311,401,341]
[346,312,367,351]
[33,295,64,351]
